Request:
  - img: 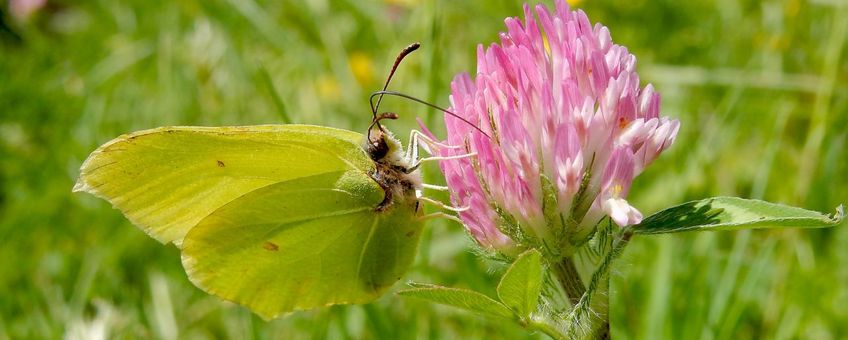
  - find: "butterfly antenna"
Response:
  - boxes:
[372,42,420,126]
[369,90,491,140]
[367,42,420,144]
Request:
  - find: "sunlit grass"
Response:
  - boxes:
[1,0,845,338]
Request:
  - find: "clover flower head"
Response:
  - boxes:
[433,0,679,252]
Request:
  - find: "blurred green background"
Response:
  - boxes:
[1,0,846,338]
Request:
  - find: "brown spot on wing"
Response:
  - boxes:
[217,160,225,167]
[262,241,279,251]
[405,231,415,237]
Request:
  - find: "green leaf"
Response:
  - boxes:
[496,249,543,318]
[398,286,514,319]
[633,197,844,234]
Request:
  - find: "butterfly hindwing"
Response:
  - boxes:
[181,170,423,319]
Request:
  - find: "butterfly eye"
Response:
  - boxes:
[366,112,398,161]
[367,132,390,161]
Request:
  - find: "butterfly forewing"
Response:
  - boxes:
[74,125,371,245]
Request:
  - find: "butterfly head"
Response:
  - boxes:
[366,112,401,161]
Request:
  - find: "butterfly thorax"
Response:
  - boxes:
[366,128,421,212]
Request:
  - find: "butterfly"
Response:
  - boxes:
[73,43,469,319]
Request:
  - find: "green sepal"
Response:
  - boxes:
[496,249,543,319]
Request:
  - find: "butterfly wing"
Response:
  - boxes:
[181,170,423,319]
[74,125,371,245]
[75,124,424,318]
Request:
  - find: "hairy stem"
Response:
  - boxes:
[553,257,587,306]
[566,229,633,339]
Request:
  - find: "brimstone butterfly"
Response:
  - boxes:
[73,43,459,319]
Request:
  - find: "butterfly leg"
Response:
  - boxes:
[418,211,464,224]
[405,152,477,174]
[418,196,469,213]
[421,183,450,191]
[404,129,463,162]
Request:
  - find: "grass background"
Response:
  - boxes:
[1,0,846,338]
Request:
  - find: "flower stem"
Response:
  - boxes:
[565,229,633,339]
[553,256,586,306]
[594,230,632,338]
